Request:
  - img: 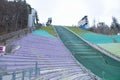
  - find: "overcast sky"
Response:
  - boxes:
[26,0,120,26]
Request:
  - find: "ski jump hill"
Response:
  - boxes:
[0,26,120,80]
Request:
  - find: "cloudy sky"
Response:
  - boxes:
[26,0,120,26]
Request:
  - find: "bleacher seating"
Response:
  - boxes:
[0,30,93,80]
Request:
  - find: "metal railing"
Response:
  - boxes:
[0,62,40,80]
[0,28,31,56]
[0,28,31,45]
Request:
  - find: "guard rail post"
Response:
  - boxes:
[29,69,32,80]
[35,62,38,76]
[0,74,2,80]
[12,72,16,80]
[37,68,40,75]
[22,70,25,80]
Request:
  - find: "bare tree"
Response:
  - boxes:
[0,0,31,35]
[110,17,120,34]
[89,22,110,35]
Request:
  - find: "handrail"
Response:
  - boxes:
[0,62,40,80]
[0,28,30,45]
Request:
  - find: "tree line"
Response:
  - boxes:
[89,17,120,35]
[0,0,31,35]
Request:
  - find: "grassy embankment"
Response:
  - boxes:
[67,26,89,34]
[68,27,120,57]
[38,26,57,37]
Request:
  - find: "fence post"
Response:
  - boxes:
[35,62,38,76]
[29,69,32,80]
[22,71,25,80]
[102,71,105,80]
[0,74,2,80]
[38,68,40,75]
[12,72,16,80]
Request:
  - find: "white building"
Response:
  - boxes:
[28,8,37,30]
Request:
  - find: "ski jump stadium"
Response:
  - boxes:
[0,13,120,80]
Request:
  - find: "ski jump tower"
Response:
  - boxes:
[28,8,38,31]
[77,16,89,29]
